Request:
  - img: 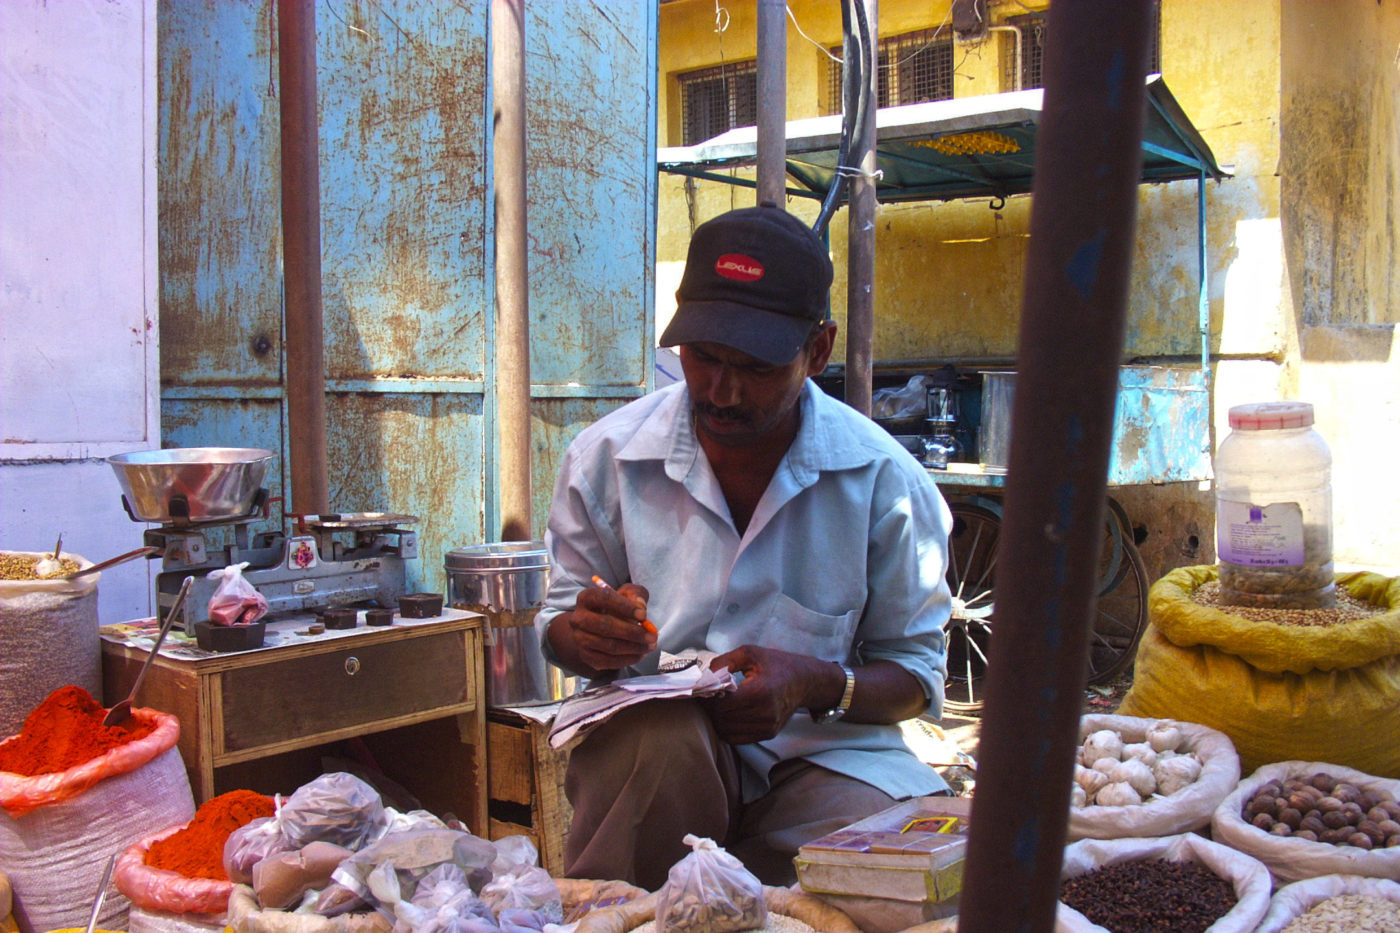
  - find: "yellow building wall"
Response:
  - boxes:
[657,0,1400,574]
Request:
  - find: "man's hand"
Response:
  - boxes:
[546,581,657,677]
[703,645,835,744]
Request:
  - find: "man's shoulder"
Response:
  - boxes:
[567,383,684,460]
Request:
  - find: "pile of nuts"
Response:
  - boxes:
[1241,772,1400,849]
[1071,721,1203,808]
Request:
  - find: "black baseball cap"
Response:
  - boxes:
[660,202,834,365]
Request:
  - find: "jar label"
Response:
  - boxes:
[1217,499,1305,566]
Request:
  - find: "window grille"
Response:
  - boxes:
[823,28,954,115]
[678,60,758,146]
[1005,5,1161,92]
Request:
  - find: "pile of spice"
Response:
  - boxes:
[0,685,156,775]
[146,789,276,880]
[0,552,81,580]
[1060,858,1238,933]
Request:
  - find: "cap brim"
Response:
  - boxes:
[659,301,814,365]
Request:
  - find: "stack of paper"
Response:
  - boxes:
[547,659,737,749]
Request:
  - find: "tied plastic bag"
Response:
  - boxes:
[279,772,389,851]
[207,561,269,626]
[655,835,766,933]
[481,835,561,924]
[224,815,297,885]
[329,828,497,920]
[871,375,931,421]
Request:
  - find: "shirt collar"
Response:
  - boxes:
[615,381,883,483]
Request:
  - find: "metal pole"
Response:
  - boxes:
[756,0,787,205]
[957,3,1154,931]
[278,0,328,514]
[844,0,876,417]
[493,0,532,542]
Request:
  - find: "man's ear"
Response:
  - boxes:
[805,321,838,376]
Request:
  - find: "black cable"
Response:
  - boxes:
[814,0,872,235]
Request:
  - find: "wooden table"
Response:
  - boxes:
[100,608,487,834]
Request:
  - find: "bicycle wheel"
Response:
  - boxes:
[942,503,999,714]
[1084,507,1148,684]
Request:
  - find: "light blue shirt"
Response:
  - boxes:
[536,380,953,800]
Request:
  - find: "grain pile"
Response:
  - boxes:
[1279,894,1400,932]
[1191,581,1383,627]
[0,553,80,580]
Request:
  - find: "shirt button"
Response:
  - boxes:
[727,603,739,613]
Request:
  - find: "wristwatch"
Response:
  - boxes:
[812,664,856,724]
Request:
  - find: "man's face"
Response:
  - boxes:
[678,324,835,448]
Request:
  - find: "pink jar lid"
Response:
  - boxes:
[1228,401,1314,430]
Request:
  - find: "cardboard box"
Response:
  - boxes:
[795,795,971,903]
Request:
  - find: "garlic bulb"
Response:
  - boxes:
[1075,764,1110,796]
[1122,742,1158,768]
[1096,781,1143,807]
[1081,729,1124,765]
[1153,754,1203,796]
[1108,757,1157,798]
[1146,721,1183,754]
[1070,784,1087,808]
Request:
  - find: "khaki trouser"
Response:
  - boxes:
[562,697,902,890]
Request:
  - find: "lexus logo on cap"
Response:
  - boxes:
[715,253,764,282]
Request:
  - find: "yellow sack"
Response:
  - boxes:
[1118,566,1400,779]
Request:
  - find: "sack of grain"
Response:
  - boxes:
[0,551,100,738]
[1117,566,1400,778]
[225,885,390,933]
[1253,874,1400,932]
[127,904,228,933]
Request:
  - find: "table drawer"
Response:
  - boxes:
[218,629,471,753]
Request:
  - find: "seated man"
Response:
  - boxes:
[534,202,953,889]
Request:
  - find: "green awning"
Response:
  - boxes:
[658,75,1228,203]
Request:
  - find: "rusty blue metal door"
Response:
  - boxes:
[158,0,658,594]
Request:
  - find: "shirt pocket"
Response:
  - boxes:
[767,592,860,660]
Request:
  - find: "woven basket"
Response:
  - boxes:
[574,885,860,933]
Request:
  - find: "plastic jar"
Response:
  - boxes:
[1214,401,1334,609]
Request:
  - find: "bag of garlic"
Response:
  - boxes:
[655,835,766,933]
[1066,714,1240,842]
[1117,566,1400,778]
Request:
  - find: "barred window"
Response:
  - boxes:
[822,28,954,115]
[678,60,758,146]
[1005,5,1162,92]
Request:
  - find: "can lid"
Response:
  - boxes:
[445,541,549,572]
[1228,401,1314,430]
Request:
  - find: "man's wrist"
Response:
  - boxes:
[811,662,855,724]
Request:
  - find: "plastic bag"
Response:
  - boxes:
[278,773,389,851]
[871,375,930,420]
[114,824,234,915]
[480,866,560,920]
[1210,760,1400,887]
[378,863,496,933]
[329,828,497,919]
[224,816,297,885]
[654,835,766,933]
[207,561,269,626]
[1254,874,1400,932]
[1058,833,1272,933]
[1066,713,1240,841]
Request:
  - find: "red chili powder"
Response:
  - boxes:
[145,789,276,879]
[0,685,157,776]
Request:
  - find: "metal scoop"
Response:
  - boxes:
[103,575,194,726]
[62,545,160,580]
[82,853,117,933]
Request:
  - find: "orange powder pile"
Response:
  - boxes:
[145,789,277,879]
[0,685,157,776]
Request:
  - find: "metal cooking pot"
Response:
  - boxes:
[978,371,1016,474]
[107,448,274,523]
[445,541,579,707]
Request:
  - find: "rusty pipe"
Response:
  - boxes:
[278,0,328,514]
[956,3,1154,932]
[493,0,532,542]
[756,0,787,205]
[844,0,877,417]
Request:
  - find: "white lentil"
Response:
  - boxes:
[1191,581,1383,627]
[1279,894,1400,933]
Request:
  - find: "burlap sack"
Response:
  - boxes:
[1117,566,1400,778]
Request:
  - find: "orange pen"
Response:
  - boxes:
[590,574,659,634]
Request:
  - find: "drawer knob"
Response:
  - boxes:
[344,656,361,676]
